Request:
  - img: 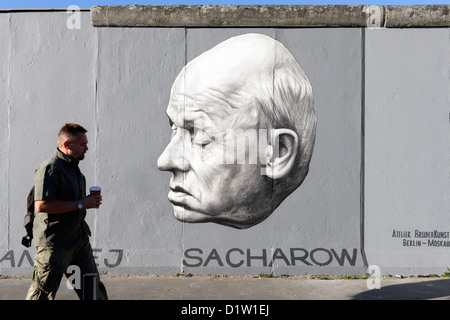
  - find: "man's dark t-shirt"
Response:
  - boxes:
[33,148,91,248]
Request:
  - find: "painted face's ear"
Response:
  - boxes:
[264,129,299,180]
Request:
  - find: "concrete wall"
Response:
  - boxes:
[0,6,449,276]
[365,28,450,275]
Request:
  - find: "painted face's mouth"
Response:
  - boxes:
[168,185,195,205]
[170,185,192,195]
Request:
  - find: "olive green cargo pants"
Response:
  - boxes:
[26,239,108,300]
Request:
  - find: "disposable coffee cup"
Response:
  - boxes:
[90,186,101,196]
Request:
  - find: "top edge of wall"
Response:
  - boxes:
[0,8,91,12]
[87,5,450,28]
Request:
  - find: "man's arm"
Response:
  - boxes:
[35,195,102,214]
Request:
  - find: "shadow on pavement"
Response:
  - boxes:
[352,278,450,300]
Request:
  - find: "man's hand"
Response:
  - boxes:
[35,195,102,214]
[81,195,102,209]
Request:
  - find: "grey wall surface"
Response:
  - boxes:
[365,28,450,275]
[0,8,449,276]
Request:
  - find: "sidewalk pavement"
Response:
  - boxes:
[1,275,450,300]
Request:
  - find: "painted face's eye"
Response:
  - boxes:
[192,129,213,147]
[170,120,177,139]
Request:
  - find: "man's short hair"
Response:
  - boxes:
[57,123,87,145]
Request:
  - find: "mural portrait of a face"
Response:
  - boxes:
[157,33,317,229]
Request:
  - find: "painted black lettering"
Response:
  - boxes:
[104,249,123,268]
[269,248,290,267]
[0,250,15,267]
[203,249,224,267]
[226,248,245,268]
[18,250,33,267]
[246,249,267,267]
[290,248,312,266]
[310,248,332,266]
[183,248,203,267]
[331,248,358,266]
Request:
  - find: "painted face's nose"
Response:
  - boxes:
[157,129,191,172]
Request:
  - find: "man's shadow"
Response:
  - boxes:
[352,278,450,300]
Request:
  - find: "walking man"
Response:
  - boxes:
[26,123,108,300]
